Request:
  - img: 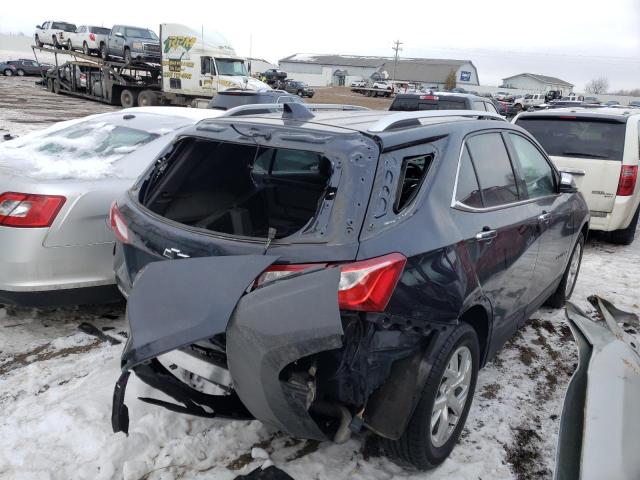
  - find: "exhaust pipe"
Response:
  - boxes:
[311,401,352,444]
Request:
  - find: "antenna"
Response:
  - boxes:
[392,40,403,86]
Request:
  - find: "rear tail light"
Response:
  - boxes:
[420,95,439,100]
[0,192,66,228]
[617,165,638,196]
[109,202,130,243]
[89,33,96,41]
[255,253,407,312]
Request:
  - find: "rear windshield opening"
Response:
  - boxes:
[143,140,333,239]
[516,117,626,161]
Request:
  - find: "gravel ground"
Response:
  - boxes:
[0,74,639,480]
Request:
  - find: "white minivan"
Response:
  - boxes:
[514,108,640,244]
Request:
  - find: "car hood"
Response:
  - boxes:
[556,298,640,480]
[218,76,271,91]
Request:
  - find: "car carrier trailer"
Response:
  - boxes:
[32,45,161,107]
[350,85,395,98]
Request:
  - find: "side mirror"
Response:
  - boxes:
[559,172,578,193]
[36,25,42,29]
[115,32,124,38]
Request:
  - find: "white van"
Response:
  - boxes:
[514,108,640,244]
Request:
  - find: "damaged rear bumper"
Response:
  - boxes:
[112,255,344,440]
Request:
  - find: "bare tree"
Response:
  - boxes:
[585,77,609,94]
[444,69,457,91]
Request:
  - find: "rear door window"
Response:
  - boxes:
[466,133,520,207]
[473,101,486,111]
[516,117,626,161]
[485,102,499,114]
[455,146,483,208]
[507,133,556,199]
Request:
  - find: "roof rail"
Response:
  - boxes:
[221,103,369,119]
[368,110,506,133]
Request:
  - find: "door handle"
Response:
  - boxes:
[559,167,586,176]
[475,229,497,242]
[538,212,552,223]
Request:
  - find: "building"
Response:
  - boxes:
[278,54,479,88]
[247,57,277,76]
[501,73,574,92]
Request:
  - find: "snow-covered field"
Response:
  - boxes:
[0,75,639,480]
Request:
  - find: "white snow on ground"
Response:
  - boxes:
[0,90,639,480]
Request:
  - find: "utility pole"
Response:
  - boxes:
[392,40,403,86]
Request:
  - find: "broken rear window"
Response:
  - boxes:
[143,139,333,239]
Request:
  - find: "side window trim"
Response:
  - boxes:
[499,131,525,200]
[464,144,486,207]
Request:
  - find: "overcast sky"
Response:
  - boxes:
[1,0,639,91]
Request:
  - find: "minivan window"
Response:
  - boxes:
[455,146,483,208]
[516,117,626,161]
[466,133,519,207]
[508,134,556,199]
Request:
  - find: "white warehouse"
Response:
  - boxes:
[501,73,574,93]
[278,54,480,88]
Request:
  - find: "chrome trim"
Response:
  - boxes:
[368,110,506,133]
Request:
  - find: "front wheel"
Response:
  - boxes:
[137,89,159,106]
[83,42,90,55]
[545,233,584,308]
[123,48,132,64]
[67,40,73,51]
[16,69,25,76]
[35,35,43,48]
[100,44,109,60]
[383,323,479,470]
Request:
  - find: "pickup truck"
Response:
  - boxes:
[100,25,161,63]
[34,21,77,49]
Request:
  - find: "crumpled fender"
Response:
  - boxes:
[556,298,640,480]
[226,267,343,440]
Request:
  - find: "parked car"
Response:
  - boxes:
[350,80,366,88]
[514,93,546,111]
[101,25,161,63]
[0,62,17,76]
[493,91,510,100]
[0,107,225,307]
[605,100,621,106]
[493,99,519,117]
[207,89,305,110]
[67,25,112,55]
[515,108,639,244]
[1,59,52,76]
[390,92,500,114]
[372,80,393,91]
[110,106,588,471]
[34,21,77,49]
[284,80,315,97]
[628,100,640,108]
[584,96,601,104]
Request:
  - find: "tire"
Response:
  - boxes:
[47,78,54,92]
[545,233,584,308]
[123,48,132,64]
[67,40,73,51]
[137,89,159,106]
[53,36,60,49]
[4,69,13,76]
[383,323,479,470]
[35,35,43,48]
[53,79,60,94]
[609,206,639,245]
[120,89,137,108]
[100,43,109,60]
[83,42,90,55]
[297,90,303,97]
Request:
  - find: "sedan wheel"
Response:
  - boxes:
[431,346,472,447]
[4,69,13,76]
[545,233,584,308]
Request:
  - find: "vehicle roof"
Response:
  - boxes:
[517,107,640,122]
[122,107,225,120]
[199,109,515,150]
[394,91,484,100]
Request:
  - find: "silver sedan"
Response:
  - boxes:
[0,107,223,306]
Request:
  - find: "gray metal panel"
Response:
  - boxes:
[226,267,343,440]
[122,255,278,369]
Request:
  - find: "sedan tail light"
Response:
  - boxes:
[255,253,407,313]
[109,202,130,244]
[0,192,66,228]
[89,33,96,41]
[617,165,638,196]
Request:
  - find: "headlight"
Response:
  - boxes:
[132,42,143,50]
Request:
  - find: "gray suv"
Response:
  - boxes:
[101,25,161,63]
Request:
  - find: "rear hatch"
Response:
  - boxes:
[515,114,627,213]
[116,120,380,284]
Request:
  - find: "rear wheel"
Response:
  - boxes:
[47,78,54,92]
[67,39,73,51]
[120,89,137,108]
[609,206,639,245]
[124,48,132,64]
[137,89,159,106]
[383,323,479,470]
[53,36,60,49]
[35,35,43,48]
[83,42,90,55]
[53,79,61,94]
[545,233,584,308]
[100,43,109,60]
[4,69,13,76]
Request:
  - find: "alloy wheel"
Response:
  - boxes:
[430,345,473,448]
[565,241,582,298]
